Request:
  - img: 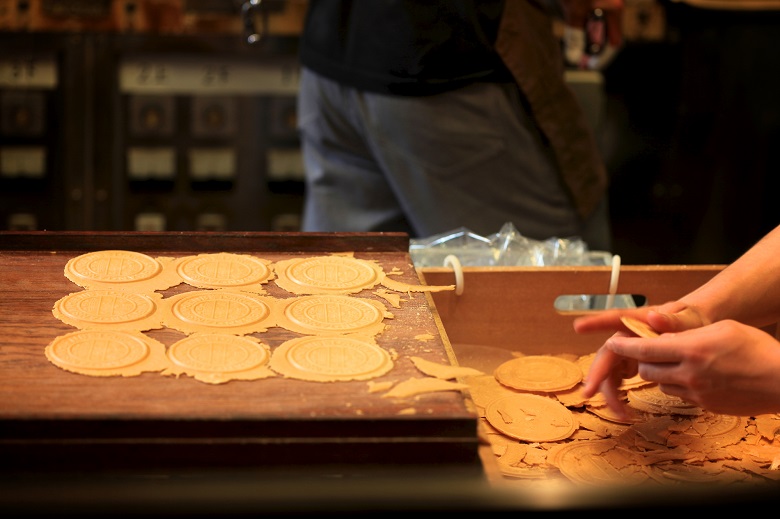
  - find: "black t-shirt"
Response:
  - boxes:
[299,0,513,96]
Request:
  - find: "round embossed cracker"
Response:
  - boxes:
[546,439,650,486]
[627,384,703,415]
[163,333,273,384]
[494,355,583,392]
[64,250,181,291]
[270,335,393,382]
[45,329,170,377]
[689,412,747,438]
[666,412,747,449]
[52,290,163,331]
[175,252,273,293]
[274,255,385,295]
[587,404,648,425]
[653,461,751,485]
[161,289,277,335]
[621,316,659,338]
[484,393,577,442]
[278,294,391,336]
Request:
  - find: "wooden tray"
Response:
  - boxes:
[419,264,731,357]
[0,231,480,474]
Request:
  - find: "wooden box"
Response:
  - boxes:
[417,263,780,509]
[419,263,729,360]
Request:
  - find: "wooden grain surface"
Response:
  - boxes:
[0,232,479,472]
[420,265,729,357]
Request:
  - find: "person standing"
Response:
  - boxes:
[296,0,621,251]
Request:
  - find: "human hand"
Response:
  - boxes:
[575,301,711,418]
[602,320,780,416]
[574,300,711,335]
[580,335,638,417]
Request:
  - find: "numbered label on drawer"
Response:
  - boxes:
[119,56,299,95]
[0,57,57,89]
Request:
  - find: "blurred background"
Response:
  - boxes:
[0,0,777,265]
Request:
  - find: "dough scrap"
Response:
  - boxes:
[410,356,484,380]
[381,377,469,399]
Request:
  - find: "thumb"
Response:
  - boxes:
[650,305,709,332]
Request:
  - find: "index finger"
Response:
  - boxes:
[581,339,634,396]
[606,334,683,364]
[573,309,648,334]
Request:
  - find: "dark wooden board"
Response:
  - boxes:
[0,232,479,473]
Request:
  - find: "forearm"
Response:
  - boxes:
[679,225,780,328]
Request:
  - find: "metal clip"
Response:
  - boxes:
[585,8,607,56]
[242,0,266,45]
